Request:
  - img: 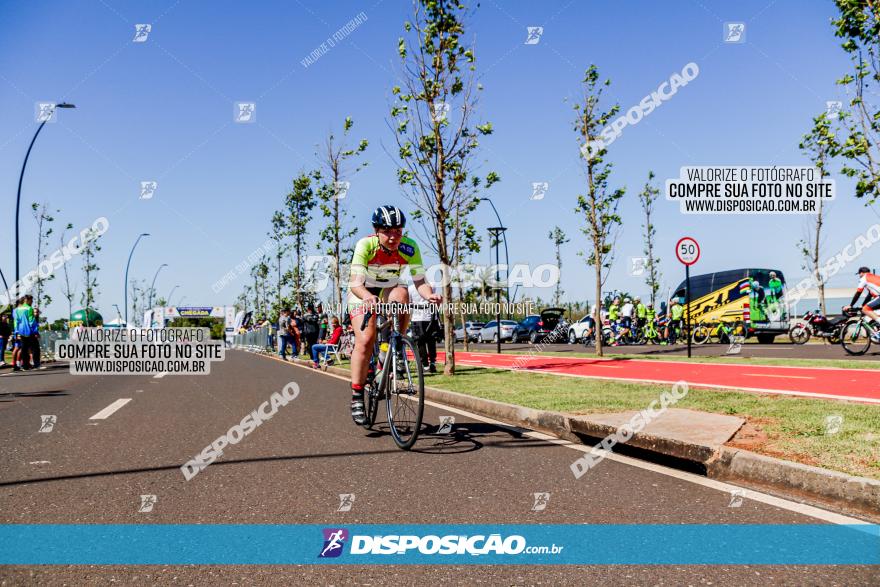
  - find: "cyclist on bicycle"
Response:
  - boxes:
[607,297,621,344]
[635,297,647,331]
[843,266,880,343]
[665,298,684,344]
[347,205,442,425]
[619,297,634,342]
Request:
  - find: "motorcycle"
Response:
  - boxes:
[788,310,848,345]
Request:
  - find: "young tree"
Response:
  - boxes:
[832,0,880,202]
[452,194,482,352]
[573,65,625,357]
[317,117,368,312]
[31,202,58,317]
[638,172,661,307]
[129,279,150,323]
[391,0,499,374]
[799,112,839,315]
[80,227,103,310]
[285,171,318,310]
[269,210,290,315]
[250,257,270,317]
[58,223,77,322]
[548,226,569,306]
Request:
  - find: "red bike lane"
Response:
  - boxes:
[435,351,880,404]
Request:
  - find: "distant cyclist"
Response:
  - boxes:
[607,297,621,344]
[347,205,442,425]
[635,297,647,331]
[619,297,634,342]
[843,266,880,343]
[666,298,684,344]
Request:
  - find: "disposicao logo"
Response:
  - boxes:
[319,528,348,558]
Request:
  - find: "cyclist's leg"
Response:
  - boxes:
[862,297,880,324]
[387,285,411,335]
[349,291,379,424]
[862,297,880,340]
[350,309,377,386]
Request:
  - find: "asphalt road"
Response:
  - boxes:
[0,351,877,585]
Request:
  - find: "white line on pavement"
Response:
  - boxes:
[154,372,168,379]
[89,398,132,420]
[250,351,872,525]
[743,373,814,379]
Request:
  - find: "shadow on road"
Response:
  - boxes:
[0,390,68,401]
[0,421,556,488]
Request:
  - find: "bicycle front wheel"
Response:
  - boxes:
[841,320,871,356]
[386,336,425,450]
[692,324,711,345]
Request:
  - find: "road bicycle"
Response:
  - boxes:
[840,308,879,356]
[660,320,687,345]
[642,319,662,344]
[359,304,426,450]
[691,320,746,345]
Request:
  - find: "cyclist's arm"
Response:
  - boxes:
[408,244,440,302]
[412,276,437,302]
[848,278,867,308]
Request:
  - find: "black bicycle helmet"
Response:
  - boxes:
[371,205,406,229]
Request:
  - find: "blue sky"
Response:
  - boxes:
[0,0,874,321]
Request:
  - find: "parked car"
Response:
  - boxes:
[567,314,597,343]
[454,321,485,342]
[479,320,518,343]
[512,308,566,343]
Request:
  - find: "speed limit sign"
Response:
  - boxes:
[675,237,700,266]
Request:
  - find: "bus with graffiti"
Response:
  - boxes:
[670,268,789,343]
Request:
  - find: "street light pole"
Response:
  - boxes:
[148,264,168,309]
[124,233,150,326]
[489,227,506,355]
[481,198,510,315]
[167,285,180,305]
[15,103,76,284]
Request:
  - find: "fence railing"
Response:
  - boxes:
[231,326,272,352]
[39,330,69,361]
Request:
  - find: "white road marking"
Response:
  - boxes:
[29,461,51,465]
[422,399,870,527]
[154,372,168,379]
[89,398,132,420]
[743,373,814,379]
[251,350,871,524]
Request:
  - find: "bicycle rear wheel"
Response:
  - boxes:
[841,320,871,356]
[692,324,711,345]
[386,336,425,450]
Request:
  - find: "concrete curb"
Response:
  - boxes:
[708,447,880,513]
[256,351,880,514]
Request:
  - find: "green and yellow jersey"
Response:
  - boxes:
[348,234,424,307]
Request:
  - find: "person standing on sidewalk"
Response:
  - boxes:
[0,314,10,367]
[277,309,292,361]
[407,283,437,373]
[302,304,320,358]
[32,307,42,369]
[13,296,37,371]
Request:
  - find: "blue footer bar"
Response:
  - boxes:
[0,524,877,565]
